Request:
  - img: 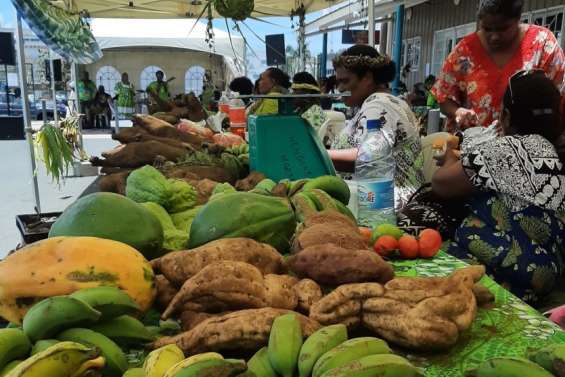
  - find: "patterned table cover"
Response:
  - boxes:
[391,252,565,376]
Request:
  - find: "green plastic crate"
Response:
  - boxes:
[248,113,337,181]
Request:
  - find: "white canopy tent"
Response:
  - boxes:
[90,18,246,77]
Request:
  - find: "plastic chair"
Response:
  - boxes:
[421,132,450,184]
[318,110,346,148]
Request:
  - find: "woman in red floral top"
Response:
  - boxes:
[432,0,565,130]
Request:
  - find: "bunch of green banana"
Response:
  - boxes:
[465,356,555,377]
[268,314,303,377]
[319,354,423,377]
[528,344,565,376]
[22,297,101,342]
[312,337,391,377]
[4,341,105,377]
[301,176,351,205]
[163,352,223,377]
[30,340,59,356]
[57,328,128,377]
[0,329,31,371]
[143,344,185,377]
[169,358,246,377]
[89,315,155,345]
[292,188,355,222]
[70,287,140,320]
[298,324,348,377]
[226,143,249,156]
[246,347,277,377]
[251,179,277,195]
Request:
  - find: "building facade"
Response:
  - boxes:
[399,0,564,88]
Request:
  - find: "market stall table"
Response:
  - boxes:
[391,252,565,376]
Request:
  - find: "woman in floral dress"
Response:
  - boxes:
[432,0,564,130]
[114,72,136,119]
[329,45,424,213]
[291,72,327,132]
[433,71,565,304]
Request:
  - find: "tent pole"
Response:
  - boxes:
[71,63,84,148]
[15,13,42,214]
[298,7,306,72]
[368,0,375,47]
[321,32,328,79]
[49,51,58,125]
[392,5,404,95]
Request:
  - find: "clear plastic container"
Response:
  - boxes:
[229,94,246,138]
[355,119,396,227]
[219,91,230,114]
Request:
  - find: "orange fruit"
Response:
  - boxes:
[418,229,442,258]
[398,235,420,259]
[358,227,373,246]
[373,235,399,257]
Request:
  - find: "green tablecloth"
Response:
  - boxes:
[391,252,565,376]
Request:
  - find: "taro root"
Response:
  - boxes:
[288,244,394,285]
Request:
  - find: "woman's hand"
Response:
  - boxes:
[455,108,479,129]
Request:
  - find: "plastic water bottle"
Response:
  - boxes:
[219,91,230,114]
[355,118,396,227]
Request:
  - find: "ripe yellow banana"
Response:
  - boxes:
[122,368,145,377]
[30,340,59,356]
[0,329,31,371]
[4,341,105,377]
[22,296,101,342]
[268,313,303,377]
[465,357,555,377]
[247,347,277,377]
[319,354,423,377]
[312,337,391,377]
[143,344,184,377]
[163,352,223,377]
[298,324,348,377]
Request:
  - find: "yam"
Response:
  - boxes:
[235,171,266,191]
[293,223,367,252]
[151,238,286,287]
[293,279,323,314]
[288,244,394,285]
[152,308,320,355]
[179,311,227,331]
[162,261,267,318]
[263,274,299,310]
[155,275,178,309]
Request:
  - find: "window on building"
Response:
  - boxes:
[402,37,421,72]
[140,66,165,91]
[431,23,475,75]
[95,66,120,96]
[185,66,206,95]
[532,8,564,46]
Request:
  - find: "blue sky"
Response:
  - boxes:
[0,1,348,76]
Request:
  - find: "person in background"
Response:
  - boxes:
[408,82,427,107]
[320,75,336,110]
[201,73,215,111]
[433,70,565,304]
[114,72,135,119]
[247,67,291,116]
[147,70,172,113]
[77,71,96,128]
[291,72,327,132]
[329,45,424,211]
[424,75,438,109]
[90,85,112,128]
[229,76,254,105]
[433,0,565,130]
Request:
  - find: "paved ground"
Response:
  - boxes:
[0,123,124,257]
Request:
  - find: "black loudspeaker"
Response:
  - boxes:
[44,59,63,82]
[0,116,25,140]
[0,33,16,66]
[265,34,286,66]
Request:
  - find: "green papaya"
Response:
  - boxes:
[189,192,296,252]
[49,192,164,259]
